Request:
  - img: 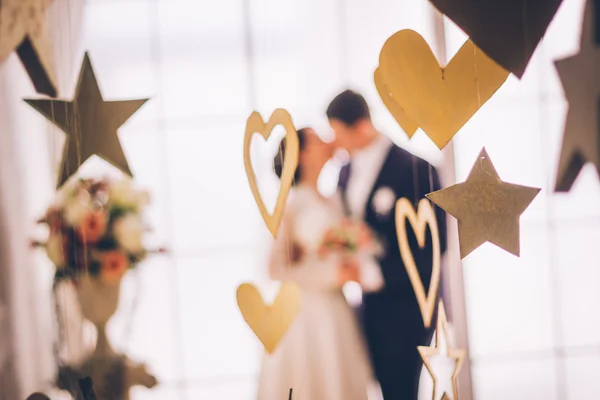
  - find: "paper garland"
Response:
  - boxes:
[24,52,149,188]
[236,282,301,354]
[554,0,600,192]
[426,148,540,258]
[429,0,564,78]
[418,301,465,400]
[243,109,299,238]
[376,29,509,149]
[0,0,58,97]
[395,198,441,329]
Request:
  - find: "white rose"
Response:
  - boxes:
[113,213,144,254]
[46,233,65,267]
[63,196,91,226]
[109,180,140,209]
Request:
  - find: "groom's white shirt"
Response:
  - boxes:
[343,134,391,293]
[346,134,393,219]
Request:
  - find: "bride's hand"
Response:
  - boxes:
[338,257,361,285]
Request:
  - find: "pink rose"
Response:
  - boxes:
[100,251,129,283]
[76,211,107,244]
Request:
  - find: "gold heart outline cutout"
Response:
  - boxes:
[375,29,509,150]
[243,109,299,238]
[236,282,301,354]
[395,198,441,328]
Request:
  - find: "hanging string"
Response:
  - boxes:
[277,130,309,395]
[49,0,78,383]
[473,45,482,109]
[278,142,294,394]
[532,2,567,397]
[146,1,188,396]
[472,44,502,184]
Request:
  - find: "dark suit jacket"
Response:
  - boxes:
[340,144,447,347]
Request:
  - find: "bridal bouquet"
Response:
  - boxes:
[318,219,384,292]
[36,178,154,284]
[318,219,382,258]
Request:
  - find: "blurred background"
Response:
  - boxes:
[0,0,599,399]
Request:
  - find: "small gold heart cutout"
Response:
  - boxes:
[236,282,301,354]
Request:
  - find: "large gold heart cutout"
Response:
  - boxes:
[236,282,301,354]
[243,109,299,238]
[376,29,509,149]
[395,198,441,328]
[374,67,418,138]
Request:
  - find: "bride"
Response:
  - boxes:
[257,128,383,400]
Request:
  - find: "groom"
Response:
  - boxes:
[327,90,447,400]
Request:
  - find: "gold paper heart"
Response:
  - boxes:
[236,282,301,354]
[377,29,509,149]
[395,198,441,328]
[374,67,418,137]
[244,109,299,238]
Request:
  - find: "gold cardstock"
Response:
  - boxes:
[244,109,299,238]
[376,29,509,149]
[236,282,301,354]
[374,67,418,137]
[0,0,57,97]
[418,301,465,400]
[24,52,149,188]
[426,147,541,258]
[395,197,440,329]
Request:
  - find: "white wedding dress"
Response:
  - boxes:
[257,185,380,400]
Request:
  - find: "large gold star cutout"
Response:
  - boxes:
[554,0,600,192]
[426,148,540,258]
[25,52,149,188]
[0,0,57,97]
[418,302,465,400]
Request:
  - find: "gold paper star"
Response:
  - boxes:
[426,148,540,258]
[554,0,600,192]
[0,0,57,97]
[24,52,149,188]
[418,302,465,400]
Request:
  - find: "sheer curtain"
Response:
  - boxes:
[0,1,84,398]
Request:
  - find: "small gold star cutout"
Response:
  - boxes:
[418,302,465,400]
[24,52,149,188]
[426,147,540,258]
[0,0,57,96]
[554,0,600,192]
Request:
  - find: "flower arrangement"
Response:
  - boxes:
[36,178,154,284]
[318,219,382,258]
